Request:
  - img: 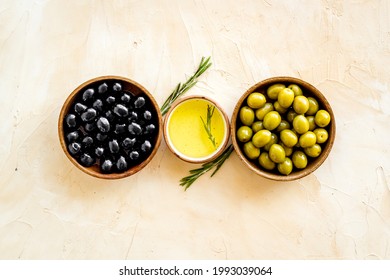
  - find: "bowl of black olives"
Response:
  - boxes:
[58,76,162,179]
[231,77,335,181]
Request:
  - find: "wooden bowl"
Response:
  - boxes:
[163,95,230,164]
[231,77,336,181]
[58,76,162,179]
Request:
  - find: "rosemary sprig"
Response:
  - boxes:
[179,144,234,191]
[160,56,212,116]
[160,56,233,190]
[200,105,216,148]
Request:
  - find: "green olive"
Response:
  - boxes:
[274,101,288,114]
[239,106,255,126]
[243,141,261,160]
[304,144,322,158]
[267,83,285,100]
[313,128,328,144]
[252,129,272,148]
[269,143,286,163]
[280,142,293,156]
[277,157,293,175]
[259,152,276,170]
[307,115,317,131]
[288,84,303,96]
[299,131,317,148]
[292,115,310,134]
[263,111,281,130]
[255,103,274,120]
[314,109,331,127]
[251,121,264,133]
[306,97,319,116]
[293,95,309,114]
[286,110,298,123]
[247,92,266,109]
[280,129,298,147]
[292,151,307,169]
[237,126,253,142]
[264,133,278,151]
[276,120,291,132]
[278,88,295,108]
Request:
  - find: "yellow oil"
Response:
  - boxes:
[168,98,226,158]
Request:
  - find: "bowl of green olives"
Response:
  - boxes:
[231,77,335,181]
[58,76,162,179]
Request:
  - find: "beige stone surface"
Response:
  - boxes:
[1,0,390,259]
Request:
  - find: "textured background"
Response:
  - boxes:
[1,0,390,259]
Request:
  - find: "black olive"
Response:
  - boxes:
[81,108,97,122]
[65,114,77,128]
[84,122,96,132]
[143,110,152,120]
[105,110,115,122]
[96,133,108,142]
[98,83,108,94]
[115,124,127,135]
[106,96,116,105]
[122,137,136,149]
[108,139,120,154]
[128,122,142,135]
[141,140,152,153]
[128,111,138,122]
[82,88,95,101]
[95,147,104,157]
[68,142,82,156]
[121,93,131,103]
[113,82,122,92]
[80,153,95,167]
[129,151,139,161]
[134,96,146,108]
[144,124,155,134]
[101,159,113,173]
[82,136,94,148]
[116,156,128,171]
[74,103,87,114]
[93,99,104,112]
[113,104,129,117]
[97,117,110,133]
[66,131,79,142]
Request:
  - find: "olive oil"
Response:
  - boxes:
[167,98,226,159]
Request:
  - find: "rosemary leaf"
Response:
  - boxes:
[210,144,234,177]
[160,56,212,116]
[200,105,216,148]
[179,144,234,191]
